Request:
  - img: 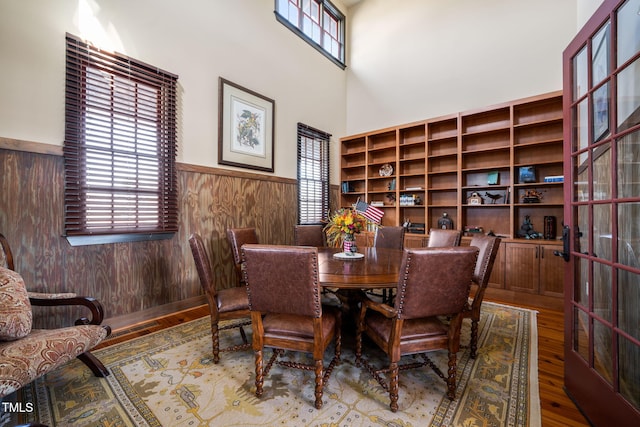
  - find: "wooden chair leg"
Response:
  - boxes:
[389,361,399,412]
[211,321,220,363]
[314,359,324,409]
[470,318,479,359]
[255,349,264,398]
[446,351,457,400]
[77,351,110,377]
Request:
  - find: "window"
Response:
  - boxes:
[64,33,179,245]
[275,0,346,69]
[297,123,331,224]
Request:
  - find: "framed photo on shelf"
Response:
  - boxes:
[218,77,275,172]
[519,166,536,183]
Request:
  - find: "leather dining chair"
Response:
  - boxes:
[373,226,405,249]
[226,227,259,285]
[189,233,251,363]
[241,244,342,409]
[465,235,501,359]
[293,224,327,247]
[355,246,479,412]
[424,228,462,247]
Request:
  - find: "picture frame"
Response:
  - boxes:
[218,77,275,172]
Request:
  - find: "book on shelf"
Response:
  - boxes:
[543,175,564,183]
[405,186,423,191]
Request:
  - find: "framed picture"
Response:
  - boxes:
[218,78,275,172]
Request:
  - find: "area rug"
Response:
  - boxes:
[5,302,539,426]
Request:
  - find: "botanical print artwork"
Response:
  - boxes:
[231,96,266,158]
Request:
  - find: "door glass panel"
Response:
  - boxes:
[593,142,611,200]
[575,100,589,160]
[593,319,613,384]
[593,262,612,322]
[574,307,590,361]
[617,0,640,66]
[577,205,589,255]
[576,256,590,307]
[619,335,640,410]
[576,159,589,202]
[593,83,611,142]
[618,202,640,269]
[592,22,610,86]
[617,131,640,199]
[574,45,588,100]
[594,203,612,261]
[616,58,640,131]
[618,267,640,340]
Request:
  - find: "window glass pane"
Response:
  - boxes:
[573,46,588,100]
[575,156,589,202]
[618,267,640,341]
[617,0,640,66]
[592,22,610,87]
[575,255,589,307]
[617,131,640,199]
[616,57,640,131]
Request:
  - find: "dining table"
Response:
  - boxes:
[317,246,404,290]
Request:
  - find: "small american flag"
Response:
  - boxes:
[355,200,384,224]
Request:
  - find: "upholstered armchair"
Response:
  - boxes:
[355,246,478,412]
[226,227,259,285]
[424,228,462,247]
[241,244,342,409]
[373,226,405,249]
[0,234,111,398]
[293,224,327,247]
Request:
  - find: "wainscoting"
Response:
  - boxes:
[0,138,337,327]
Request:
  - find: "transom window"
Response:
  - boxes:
[297,123,331,224]
[64,33,179,245]
[275,0,346,69]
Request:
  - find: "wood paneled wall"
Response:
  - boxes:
[1,140,332,327]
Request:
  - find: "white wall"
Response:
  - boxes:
[345,0,580,135]
[0,0,348,180]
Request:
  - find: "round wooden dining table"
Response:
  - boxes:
[317,247,404,289]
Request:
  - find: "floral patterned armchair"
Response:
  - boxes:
[0,234,111,398]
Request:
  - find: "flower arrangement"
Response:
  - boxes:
[324,208,368,247]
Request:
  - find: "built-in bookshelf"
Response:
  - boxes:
[339,91,564,240]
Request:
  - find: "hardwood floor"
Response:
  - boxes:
[96,297,591,426]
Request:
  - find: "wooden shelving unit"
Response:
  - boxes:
[339,91,565,306]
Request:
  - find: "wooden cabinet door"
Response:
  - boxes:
[505,243,539,293]
[538,244,563,297]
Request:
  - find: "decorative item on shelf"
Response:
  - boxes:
[437,212,454,230]
[544,216,557,240]
[388,178,396,190]
[341,181,354,193]
[487,171,499,185]
[464,225,484,237]
[399,194,422,206]
[467,192,484,205]
[484,191,504,204]
[522,189,544,203]
[386,193,396,203]
[323,208,369,252]
[519,166,537,183]
[517,215,543,239]
[407,222,425,234]
[379,163,394,177]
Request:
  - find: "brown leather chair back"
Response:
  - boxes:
[188,233,217,299]
[294,224,326,247]
[242,244,321,318]
[395,246,478,320]
[374,226,405,249]
[470,235,501,290]
[425,228,462,247]
[226,228,259,266]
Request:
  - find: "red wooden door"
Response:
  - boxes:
[562,0,640,425]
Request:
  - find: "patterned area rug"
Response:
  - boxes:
[6,302,539,426]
